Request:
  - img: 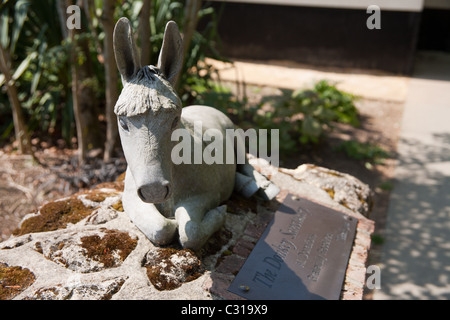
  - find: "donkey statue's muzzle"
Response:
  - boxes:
[137,180,171,203]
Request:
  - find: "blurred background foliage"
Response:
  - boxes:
[0,0,366,163]
[0,0,224,162]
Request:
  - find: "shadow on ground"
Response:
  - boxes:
[376,133,450,299]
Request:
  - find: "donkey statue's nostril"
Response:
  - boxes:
[137,181,171,203]
[164,185,170,199]
[137,188,146,202]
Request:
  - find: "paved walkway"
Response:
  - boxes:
[373,52,450,300]
[211,54,450,299]
[207,57,409,102]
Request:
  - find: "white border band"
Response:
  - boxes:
[209,0,425,12]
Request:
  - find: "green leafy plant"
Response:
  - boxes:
[190,81,243,115]
[378,180,394,192]
[0,0,75,147]
[229,80,359,154]
[286,80,360,144]
[193,80,361,156]
[1,0,226,153]
[124,0,226,106]
[371,234,385,245]
[236,80,360,153]
[335,140,390,164]
[0,0,35,153]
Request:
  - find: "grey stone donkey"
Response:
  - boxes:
[113,18,279,250]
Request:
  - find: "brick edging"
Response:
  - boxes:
[206,190,375,300]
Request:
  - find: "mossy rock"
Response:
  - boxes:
[13,198,94,236]
[111,200,124,212]
[34,229,138,273]
[80,229,138,269]
[83,191,118,203]
[144,248,204,291]
[0,263,36,300]
[92,172,125,192]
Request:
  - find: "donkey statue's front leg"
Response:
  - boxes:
[122,168,178,245]
[175,196,227,251]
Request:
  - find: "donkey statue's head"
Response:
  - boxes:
[113,18,183,204]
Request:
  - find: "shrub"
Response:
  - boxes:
[283,80,360,144]
[335,140,390,164]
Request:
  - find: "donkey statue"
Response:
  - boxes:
[113,18,279,250]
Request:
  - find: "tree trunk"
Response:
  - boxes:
[176,0,202,90]
[102,0,119,162]
[139,0,152,67]
[68,27,85,164]
[0,46,31,155]
[65,0,102,164]
[183,0,202,57]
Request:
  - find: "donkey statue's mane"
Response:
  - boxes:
[114,66,181,117]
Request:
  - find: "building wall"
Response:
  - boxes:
[418,8,450,52]
[204,1,429,74]
[200,0,450,75]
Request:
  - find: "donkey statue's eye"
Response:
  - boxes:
[171,116,179,129]
[119,116,129,132]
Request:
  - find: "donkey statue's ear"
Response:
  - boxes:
[113,17,141,84]
[157,21,183,87]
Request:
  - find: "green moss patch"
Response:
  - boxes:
[0,263,36,300]
[115,171,126,182]
[84,193,108,203]
[13,198,94,236]
[111,200,124,212]
[92,182,124,192]
[144,248,203,291]
[323,187,335,199]
[80,230,137,268]
[93,172,125,192]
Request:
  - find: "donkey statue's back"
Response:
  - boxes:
[113,18,278,250]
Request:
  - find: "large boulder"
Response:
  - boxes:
[0,162,374,300]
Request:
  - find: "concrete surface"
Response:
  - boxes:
[373,51,450,300]
[207,58,410,102]
[210,53,450,300]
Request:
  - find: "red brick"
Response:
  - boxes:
[341,289,363,300]
[349,244,368,266]
[345,264,367,285]
[354,231,372,249]
[232,238,256,258]
[244,222,266,239]
[207,273,244,300]
[215,255,245,275]
[357,219,375,234]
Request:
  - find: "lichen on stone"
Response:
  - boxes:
[34,229,137,273]
[0,235,33,250]
[85,207,119,225]
[25,277,126,300]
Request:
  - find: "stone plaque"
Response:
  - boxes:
[228,194,357,300]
